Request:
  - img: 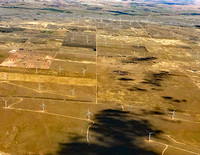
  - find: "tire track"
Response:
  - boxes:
[152,140,198,155]
[86,121,94,144]
[162,145,168,155]
[4,107,91,123]
[8,98,23,108]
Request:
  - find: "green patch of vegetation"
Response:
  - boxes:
[86,7,102,11]
[42,8,64,13]
[180,13,200,16]
[2,6,73,14]
[65,11,73,14]
[42,8,73,13]
[109,10,135,16]
[0,27,24,33]
[2,6,37,10]
[112,4,123,7]
[40,31,54,34]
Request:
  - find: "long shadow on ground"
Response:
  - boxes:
[57,109,162,155]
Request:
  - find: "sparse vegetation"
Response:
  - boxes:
[0,0,199,154]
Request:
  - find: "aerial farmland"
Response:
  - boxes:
[0,0,199,154]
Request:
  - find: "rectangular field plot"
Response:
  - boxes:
[3,80,96,102]
[57,46,96,62]
[29,37,47,44]
[62,31,96,49]
[0,49,56,69]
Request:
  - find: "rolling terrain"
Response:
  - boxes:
[0,0,199,155]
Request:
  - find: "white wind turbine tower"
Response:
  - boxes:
[38,82,43,92]
[82,68,86,77]
[58,66,63,74]
[169,110,176,119]
[146,130,154,141]
[120,42,123,54]
[104,36,107,46]
[129,105,133,113]
[41,102,46,112]
[3,97,10,108]
[8,63,11,71]
[35,66,38,73]
[71,35,75,43]
[72,87,75,96]
[86,35,89,44]
[88,134,92,146]
[77,15,80,24]
[138,36,141,47]
[4,73,7,81]
[87,109,93,120]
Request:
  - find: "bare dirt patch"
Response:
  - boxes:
[0,49,56,69]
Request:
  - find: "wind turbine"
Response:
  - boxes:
[3,97,10,108]
[87,109,93,120]
[82,68,86,77]
[120,42,123,53]
[86,35,89,44]
[58,66,63,74]
[28,63,32,68]
[138,36,141,47]
[146,130,154,141]
[169,110,175,119]
[104,36,107,46]
[35,66,38,73]
[88,134,92,146]
[72,87,75,96]
[41,102,46,112]
[38,82,43,92]
[4,73,7,81]
[71,35,75,42]
[129,105,133,113]
[8,64,11,71]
